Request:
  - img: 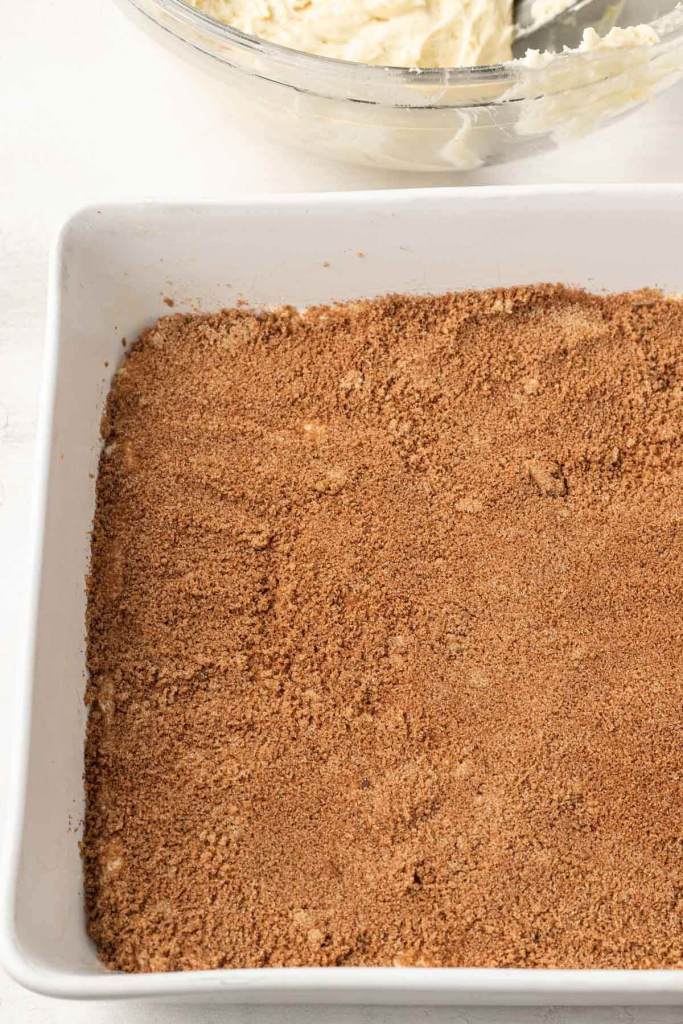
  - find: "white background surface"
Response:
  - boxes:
[2,0,683,1021]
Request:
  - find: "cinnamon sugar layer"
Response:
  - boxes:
[84,285,683,972]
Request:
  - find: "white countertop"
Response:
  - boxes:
[2,1,683,1021]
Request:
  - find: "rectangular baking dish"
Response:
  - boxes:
[2,186,682,1004]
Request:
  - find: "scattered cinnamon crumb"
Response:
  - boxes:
[454,497,484,514]
[163,297,175,308]
[525,457,567,497]
[84,285,683,973]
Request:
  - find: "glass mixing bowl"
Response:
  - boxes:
[118,0,683,171]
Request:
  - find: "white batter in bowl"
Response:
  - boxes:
[117,0,683,171]
[187,0,513,66]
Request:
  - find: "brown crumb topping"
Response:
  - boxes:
[84,284,683,972]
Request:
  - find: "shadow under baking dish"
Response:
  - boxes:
[1,186,682,1004]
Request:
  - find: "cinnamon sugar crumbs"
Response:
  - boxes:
[84,284,683,973]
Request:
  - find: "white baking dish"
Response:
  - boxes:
[2,186,682,1005]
